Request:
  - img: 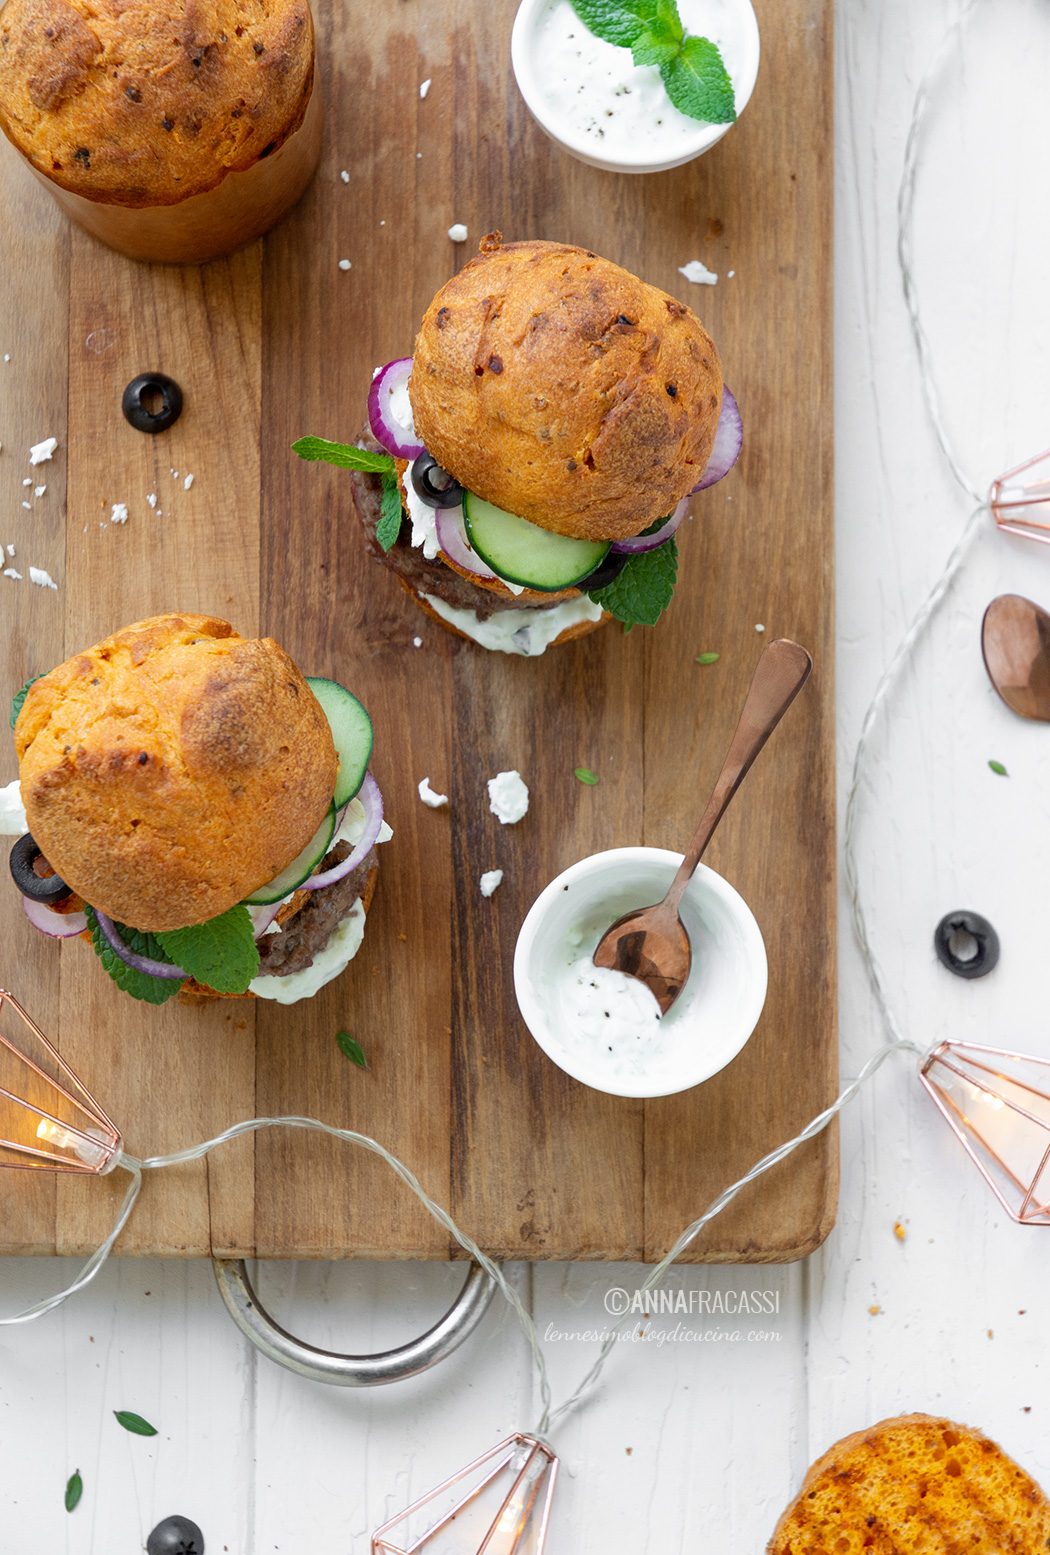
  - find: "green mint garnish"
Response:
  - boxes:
[588,537,678,628]
[575,767,600,786]
[695,651,720,665]
[156,906,260,995]
[660,35,736,125]
[113,1411,158,1437]
[569,0,735,124]
[376,473,404,552]
[988,759,1009,776]
[65,1470,83,1513]
[10,674,44,729]
[336,1030,368,1068]
[292,437,396,475]
[85,908,182,1005]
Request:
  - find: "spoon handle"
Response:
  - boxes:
[663,639,813,913]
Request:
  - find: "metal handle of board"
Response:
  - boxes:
[211,1257,496,1386]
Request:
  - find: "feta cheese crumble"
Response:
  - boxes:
[338,258,352,271]
[678,260,718,286]
[418,777,449,809]
[480,869,504,898]
[110,503,129,525]
[340,169,350,184]
[420,78,432,98]
[448,223,468,243]
[29,437,58,465]
[487,770,529,825]
[29,567,58,590]
[183,473,194,491]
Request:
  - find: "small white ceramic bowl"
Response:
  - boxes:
[514,847,767,1098]
[511,0,760,175]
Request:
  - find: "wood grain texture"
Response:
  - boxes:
[0,0,835,1261]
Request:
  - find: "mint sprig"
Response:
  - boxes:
[156,906,259,995]
[588,537,678,628]
[569,0,736,124]
[293,436,403,552]
[85,908,182,1005]
[114,1410,158,1437]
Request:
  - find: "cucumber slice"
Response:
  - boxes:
[306,677,374,806]
[244,804,337,905]
[462,492,610,592]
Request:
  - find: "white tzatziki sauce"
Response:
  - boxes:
[420,591,604,656]
[530,0,745,161]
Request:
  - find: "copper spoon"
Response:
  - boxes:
[982,594,1050,721]
[592,638,813,1015]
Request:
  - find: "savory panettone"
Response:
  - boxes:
[0,0,314,206]
[768,1414,1050,1553]
[15,613,337,931]
[410,235,724,542]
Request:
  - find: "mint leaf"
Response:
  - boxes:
[337,1030,368,1068]
[568,0,661,47]
[660,35,736,124]
[10,674,44,729]
[988,759,1009,777]
[588,538,678,627]
[574,767,600,786]
[65,1469,83,1513]
[85,908,182,1005]
[631,24,680,67]
[156,907,259,995]
[695,650,720,665]
[114,1410,157,1437]
[292,437,395,475]
[376,473,404,551]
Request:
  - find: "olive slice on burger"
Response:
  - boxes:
[1,614,389,1004]
[294,233,742,657]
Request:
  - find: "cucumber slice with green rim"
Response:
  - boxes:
[244,804,337,905]
[462,492,610,593]
[306,677,374,806]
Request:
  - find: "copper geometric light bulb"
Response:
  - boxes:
[920,1041,1050,1225]
[989,448,1050,545]
[0,988,121,1175]
[371,1433,559,1555]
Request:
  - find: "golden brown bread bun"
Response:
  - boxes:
[0,0,314,206]
[15,613,337,932]
[410,234,723,543]
[768,1414,1050,1553]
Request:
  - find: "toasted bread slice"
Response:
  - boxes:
[768,1414,1050,1554]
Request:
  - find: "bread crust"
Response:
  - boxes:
[178,861,378,1001]
[15,613,337,932]
[768,1413,1050,1553]
[410,234,723,543]
[0,0,314,206]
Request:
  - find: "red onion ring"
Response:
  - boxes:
[690,386,743,493]
[434,503,498,580]
[299,773,383,892]
[611,499,689,556]
[249,902,282,938]
[94,910,186,980]
[22,895,88,938]
[367,358,423,460]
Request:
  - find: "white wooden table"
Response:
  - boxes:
[3,0,1049,1547]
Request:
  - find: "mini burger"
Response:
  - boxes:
[295,234,742,656]
[1,614,389,1005]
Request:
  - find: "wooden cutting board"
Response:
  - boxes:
[0,0,834,1262]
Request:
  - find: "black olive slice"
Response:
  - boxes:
[933,910,1000,980]
[122,372,184,434]
[410,451,465,509]
[580,551,628,591]
[9,833,72,904]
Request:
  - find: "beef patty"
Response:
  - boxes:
[256,842,376,978]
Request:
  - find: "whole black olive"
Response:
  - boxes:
[410,451,465,509]
[146,1515,204,1555]
[580,549,628,591]
[9,833,71,904]
[933,910,1000,980]
[122,373,183,434]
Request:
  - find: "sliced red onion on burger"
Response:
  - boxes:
[368,357,423,460]
[248,901,283,938]
[95,910,187,980]
[435,504,499,581]
[299,773,383,892]
[22,895,88,938]
[690,386,743,493]
[610,499,689,556]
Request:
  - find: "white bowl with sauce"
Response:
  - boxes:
[511,0,760,175]
[513,847,767,1098]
